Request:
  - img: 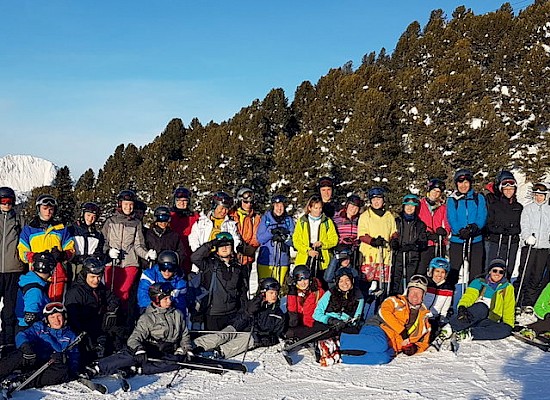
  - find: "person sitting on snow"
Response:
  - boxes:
[423,257,454,341]
[192,278,286,359]
[516,281,550,342]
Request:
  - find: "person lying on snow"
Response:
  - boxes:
[192,277,286,359]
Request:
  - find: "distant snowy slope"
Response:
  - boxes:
[0,154,57,197]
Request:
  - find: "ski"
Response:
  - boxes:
[512,332,550,352]
[112,372,131,392]
[190,355,248,373]
[280,349,294,365]
[449,332,459,354]
[77,377,108,394]
[148,358,227,374]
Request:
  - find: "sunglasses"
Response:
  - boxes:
[491,268,505,275]
[44,302,65,314]
[242,200,252,204]
[0,198,14,205]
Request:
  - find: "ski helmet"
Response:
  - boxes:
[259,277,281,293]
[173,187,192,200]
[334,267,355,286]
[346,194,364,208]
[407,274,428,293]
[149,282,173,305]
[117,189,137,203]
[211,191,233,210]
[402,194,420,207]
[532,183,548,196]
[335,247,353,260]
[32,252,56,274]
[428,257,450,273]
[81,202,100,217]
[35,194,57,214]
[368,187,385,200]
[82,257,105,275]
[0,187,16,203]
[237,187,254,203]
[154,206,171,222]
[427,178,445,192]
[495,171,516,192]
[318,176,334,189]
[271,194,288,204]
[453,169,473,184]
[157,250,179,271]
[43,302,67,325]
[214,232,234,249]
[292,265,311,281]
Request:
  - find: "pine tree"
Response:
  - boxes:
[52,166,76,225]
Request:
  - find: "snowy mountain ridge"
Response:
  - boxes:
[0,154,57,200]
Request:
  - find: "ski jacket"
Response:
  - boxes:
[137,265,187,316]
[357,208,397,266]
[128,304,191,354]
[287,278,325,328]
[375,294,431,354]
[332,207,359,244]
[446,189,487,244]
[102,211,148,268]
[144,225,186,269]
[418,198,450,247]
[231,295,286,344]
[68,221,105,265]
[15,271,50,327]
[394,213,428,252]
[459,277,515,328]
[170,209,199,274]
[423,278,453,319]
[485,191,522,244]
[313,286,364,324]
[256,211,295,267]
[16,321,79,371]
[65,272,120,341]
[190,241,248,316]
[229,207,261,265]
[293,214,338,271]
[534,282,550,320]
[520,201,550,249]
[18,217,75,264]
[0,209,24,273]
[188,211,241,252]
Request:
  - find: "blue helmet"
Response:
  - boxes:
[428,257,450,273]
[368,187,385,200]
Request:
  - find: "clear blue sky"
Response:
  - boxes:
[0,0,534,179]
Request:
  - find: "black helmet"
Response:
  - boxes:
[237,187,254,203]
[158,250,179,271]
[117,190,137,203]
[214,232,234,249]
[154,206,171,222]
[82,257,105,275]
[33,252,56,274]
[346,194,364,208]
[35,194,57,214]
[211,191,233,209]
[292,265,311,281]
[427,178,446,192]
[81,202,100,216]
[149,282,173,305]
[173,187,192,200]
[43,302,67,326]
[271,194,288,204]
[0,187,15,201]
[259,277,281,292]
[334,267,354,286]
[453,169,473,184]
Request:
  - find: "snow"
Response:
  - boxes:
[469,118,486,130]
[0,154,57,200]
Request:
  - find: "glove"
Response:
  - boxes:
[133,349,147,365]
[458,227,471,240]
[402,343,418,356]
[436,227,447,236]
[390,238,400,251]
[467,224,480,237]
[246,296,262,315]
[109,248,120,259]
[427,232,439,242]
[146,249,157,261]
[102,311,118,331]
[402,244,417,252]
[287,284,298,296]
[174,348,190,362]
[457,306,472,323]
[257,336,279,347]
[50,247,66,262]
[526,235,537,246]
[24,312,39,325]
[51,352,67,364]
[370,236,386,248]
[20,343,37,367]
[327,317,341,327]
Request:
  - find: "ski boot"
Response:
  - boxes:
[519,327,536,340]
[455,329,472,342]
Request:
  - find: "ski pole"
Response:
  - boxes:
[166,366,183,388]
[402,251,407,295]
[516,244,533,305]
[497,234,503,256]
[460,240,468,296]
[505,235,512,272]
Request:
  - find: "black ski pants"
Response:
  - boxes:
[0,349,70,388]
[514,246,549,307]
[448,241,484,287]
[0,272,21,345]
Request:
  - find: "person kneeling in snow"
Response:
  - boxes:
[192,278,286,359]
[443,258,515,341]
[340,275,431,364]
[86,282,192,377]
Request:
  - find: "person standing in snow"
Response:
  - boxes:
[170,187,200,275]
[317,177,338,219]
[331,194,362,270]
[229,187,261,273]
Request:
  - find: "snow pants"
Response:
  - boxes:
[450,302,512,340]
[194,325,255,359]
[0,272,21,346]
[104,265,139,311]
[419,245,447,274]
[448,241,484,287]
[0,349,70,388]
[528,317,550,335]
[340,325,394,365]
[257,264,289,286]
[97,348,181,376]
[514,247,549,307]
[485,237,519,279]
[391,250,421,295]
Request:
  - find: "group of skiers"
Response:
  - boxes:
[0,167,549,393]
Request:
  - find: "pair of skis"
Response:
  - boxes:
[431,332,459,354]
[149,356,248,374]
[511,331,550,352]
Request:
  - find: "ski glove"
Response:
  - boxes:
[526,235,537,246]
[24,312,39,325]
[20,343,36,367]
[458,227,471,240]
[467,224,480,237]
[50,247,66,262]
[402,343,418,356]
[133,349,147,365]
[51,352,67,364]
[370,236,386,248]
[102,311,118,331]
[457,306,472,323]
[109,248,120,259]
[427,232,439,242]
[287,283,298,296]
[146,249,157,261]
[390,238,400,251]
[436,227,448,237]
[327,317,341,327]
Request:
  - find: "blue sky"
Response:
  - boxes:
[0,1,534,179]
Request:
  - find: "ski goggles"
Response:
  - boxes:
[409,274,428,286]
[155,214,170,222]
[500,179,517,188]
[87,264,105,275]
[159,263,177,272]
[0,197,14,205]
[43,302,66,314]
[38,198,57,207]
[490,268,505,275]
[532,184,548,194]
[455,175,471,183]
